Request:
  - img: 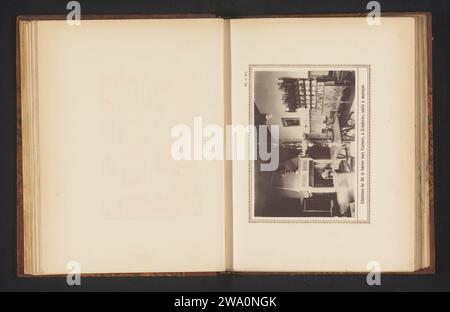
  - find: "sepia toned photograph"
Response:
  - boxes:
[3,0,438,290]
[253,68,358,219]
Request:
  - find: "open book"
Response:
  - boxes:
[17,14,433,276]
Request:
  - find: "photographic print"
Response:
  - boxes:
[250,65,370,223]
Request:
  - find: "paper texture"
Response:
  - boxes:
[33,19,226,274]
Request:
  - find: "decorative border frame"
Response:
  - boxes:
[248,64,371,224]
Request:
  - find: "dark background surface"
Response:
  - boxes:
[1,0,449,292]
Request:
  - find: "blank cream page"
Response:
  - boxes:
[231,17,417,272]
[35,19,225,274]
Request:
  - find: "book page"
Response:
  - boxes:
[32,19,226,274]
[230,17,417,272]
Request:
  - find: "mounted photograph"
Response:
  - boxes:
[251,66,370,222]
